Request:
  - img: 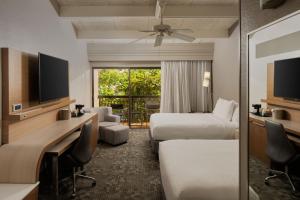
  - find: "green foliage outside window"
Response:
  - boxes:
[98,69,160,123]
[99,69,129,96]
[98,68,161,96]
[130,69,161,96]
[98,68,161,125]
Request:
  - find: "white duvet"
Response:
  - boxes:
[159,140,239,200]
[150,113,238,141]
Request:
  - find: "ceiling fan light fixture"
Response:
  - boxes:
[134,1,195,47]
[154,33,164,47]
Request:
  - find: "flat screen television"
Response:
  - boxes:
[39,53,69,102]
[274,57,300,100]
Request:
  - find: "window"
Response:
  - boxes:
[93,67,161,128]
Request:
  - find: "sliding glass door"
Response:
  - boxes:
[93,67,161,128]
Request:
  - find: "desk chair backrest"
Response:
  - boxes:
[71,122,96,165]
[265,120,296,164]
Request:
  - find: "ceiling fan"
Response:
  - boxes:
[132,2,196,47]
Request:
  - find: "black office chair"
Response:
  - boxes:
[64,122,97,197]
[264,120,300,192]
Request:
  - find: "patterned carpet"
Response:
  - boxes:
[249,157,300,200]
[40,129,163,200]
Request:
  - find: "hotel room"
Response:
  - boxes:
[0,0,299,200]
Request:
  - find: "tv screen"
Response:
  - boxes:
[39,53,69,102]
[274,57,300,100]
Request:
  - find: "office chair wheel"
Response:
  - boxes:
[268,171,274,176]
[71,193,76,198]
[92,181,96,187]
[264,179,270,185]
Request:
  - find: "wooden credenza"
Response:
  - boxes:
[249,116,269,165]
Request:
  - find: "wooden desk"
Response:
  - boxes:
[47,131,81,156]
[0,113,98,185]
[46,131,81,199]
[250,113,300,138]
[249,113,300,165]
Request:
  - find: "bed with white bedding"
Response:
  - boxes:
[150,113,237,141]
[149,98,239,152]
[159,140,239,200]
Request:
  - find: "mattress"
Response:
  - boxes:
[150,113,237,141]
[159,140,239,200]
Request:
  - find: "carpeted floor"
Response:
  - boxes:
[40,129,163,200]
[249,157,300,200]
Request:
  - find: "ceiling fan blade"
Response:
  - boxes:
[140,30,156,33]
[170,32,195,42]
[171,29,194,33]
[129,33,156,44]
[154,34,164,47]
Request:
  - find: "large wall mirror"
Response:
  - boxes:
[248,11,300,200]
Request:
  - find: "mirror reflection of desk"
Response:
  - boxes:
[249,113,300,165]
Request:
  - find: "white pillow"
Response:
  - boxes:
[232,107,239,123]
[213,98,235,121]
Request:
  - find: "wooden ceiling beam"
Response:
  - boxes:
[76,29,229,39]
[58,5,238,19]
[228,20,239,36]
[60,5,155,18]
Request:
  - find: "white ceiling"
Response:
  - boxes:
[57,0,238,6]
[51,0,239,44]
[73,18,236,31]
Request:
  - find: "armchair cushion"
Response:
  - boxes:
[99,121,120,128]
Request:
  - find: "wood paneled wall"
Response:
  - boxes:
[265,63,300,122]
[1,48,71,144]
[2,48,39,113]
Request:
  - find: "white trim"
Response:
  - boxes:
[87,43,214,62]
[91,61,161,68]
[59,5,238,19]
[247,10,300,36]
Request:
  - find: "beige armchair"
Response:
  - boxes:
[91,107,129,145]
[91,107,120,128]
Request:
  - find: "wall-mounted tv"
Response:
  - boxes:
[39,53,69,102]
[274,57,300,100]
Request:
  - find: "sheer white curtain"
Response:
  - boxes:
[160,60,212,113]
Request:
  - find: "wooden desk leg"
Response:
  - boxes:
[52,156,59,200]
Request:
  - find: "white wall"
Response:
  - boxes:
[212,26,240,104]
[249,13,300,108]
[0,51,2,145]
[0,0,91,145]
[0,0,91,107]
[89,29,240,106]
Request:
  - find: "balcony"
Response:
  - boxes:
[93,67,161,128]
[98,95,160,128]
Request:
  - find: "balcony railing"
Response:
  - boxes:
[98,95,160,128]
